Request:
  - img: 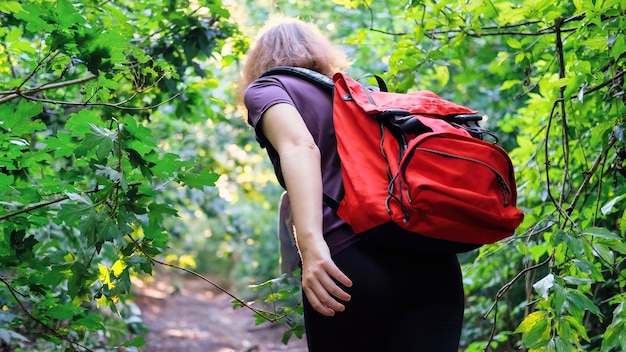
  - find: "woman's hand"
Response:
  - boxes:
[299,239,352,316]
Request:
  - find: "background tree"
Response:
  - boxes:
[0,0,263,350]
[239,0,626,350]
[325,0,625,351]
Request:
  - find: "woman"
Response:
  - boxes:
[240,15,464,351]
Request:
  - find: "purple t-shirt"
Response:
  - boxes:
[244,74,358,255]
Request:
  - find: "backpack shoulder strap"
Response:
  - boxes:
[261,66,334,92]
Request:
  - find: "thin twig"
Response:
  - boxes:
[544,98,569,220]
[0,277,94,352]
[565,135,618,217]
[576,70,626,100]
[146,255,290,323]
[555,18,571,209]
[483,255,552,351]
[15,52,54,91]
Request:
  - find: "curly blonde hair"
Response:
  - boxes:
[238,15,349,102]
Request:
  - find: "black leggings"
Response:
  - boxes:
[303,239,464,352]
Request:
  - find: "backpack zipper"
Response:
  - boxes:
[401,146,513,208]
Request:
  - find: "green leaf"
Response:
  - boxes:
[96,216,123,244]
[563,315,590,342]
[207,3,232,18]
[507,38,522,49]
[0,174,15,192]
[55,0,85,29]
[523,315,551,349]
[81,210,98,247]
[0,1,22,14]
[2,100,44,135]
[567,290,602,316]
[563,233,586,260]
[179,169,219,189]
[608,241,626,255]
[123,117,157,148]
[515,311,547,333]
[66,110,103,137]
[591,242,615,266]
[116,267,131,294]
[553,337,577,352]
[600,195,626,216]
[572,259,604,282]
[602,302,626,350]
[610,33,625,60]
[56,203,92,225]
[82,124,117,160]
[5,27,24,43]
[433,65,449,86]
[98,76,119,90]
[72,314,104,331]
[125,254,147,265]
[44,132,75,158]
[151,153,186,177]
[500,79,522,91]
[11,4,45,32]
[562,276,594,286]
[47,303,80,320]
[123,336,147,347]
[147,202,179,220]
[95,164,124,185]
[332,0,364,9]
[65,192,93,206]
[553,280,568,314]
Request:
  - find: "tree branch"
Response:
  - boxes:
[576,70,626,100]
[555,18,572,208]
[366,12,586,38]
[0,71,180,111]
[0,195,70,221]
[5,88,186,111]
[0,75,98,104]
[0,183,142,221]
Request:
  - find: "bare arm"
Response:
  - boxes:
[260,103,352,316]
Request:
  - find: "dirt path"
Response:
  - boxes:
[132,273,308,352]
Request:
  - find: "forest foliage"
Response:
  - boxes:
[0,0,624,351]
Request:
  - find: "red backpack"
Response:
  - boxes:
[262,67,524,250]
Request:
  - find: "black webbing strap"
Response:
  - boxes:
[261,66,334,92]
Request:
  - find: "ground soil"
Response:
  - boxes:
[132,273,308,352]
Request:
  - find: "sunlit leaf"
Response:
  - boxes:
[515,311,547,334]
